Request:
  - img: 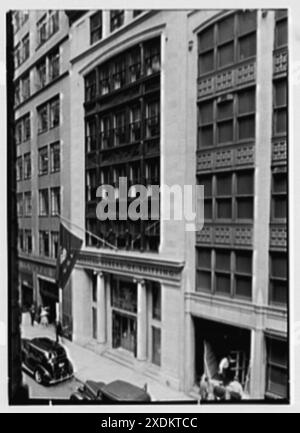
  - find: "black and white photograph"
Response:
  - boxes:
[1,1,300,415]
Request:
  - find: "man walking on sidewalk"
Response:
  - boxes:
[29,304,36,327]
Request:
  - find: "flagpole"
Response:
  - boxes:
[57,214,118,251]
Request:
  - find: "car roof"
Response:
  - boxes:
[101,380,151,402]
[30,337,62,352]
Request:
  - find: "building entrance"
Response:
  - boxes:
[39,279,59,324]
[112,311,137,354]
[193,317,251,388]
[111,277,137,356]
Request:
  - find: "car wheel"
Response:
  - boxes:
[34,369,43,385]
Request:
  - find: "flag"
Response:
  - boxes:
[56,223,83,290]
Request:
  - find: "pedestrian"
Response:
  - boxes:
[29,304,36,327]
[40,307,49,327]
[55,320,62,343]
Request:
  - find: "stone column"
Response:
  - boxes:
[97,272,106,344]
[137,279,147,361]
[249,329,266,399]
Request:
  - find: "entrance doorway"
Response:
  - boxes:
[39,278,58,324]
[193,317,251,387]
[21,284,33,311]
[112,311,137,354]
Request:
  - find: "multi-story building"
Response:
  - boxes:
[13,9,288,401]
[13,10,71,330]
[66,9,288,400]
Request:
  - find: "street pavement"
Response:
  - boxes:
[21,312,194,402]
[23,373,80,400]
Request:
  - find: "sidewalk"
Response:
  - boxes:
[21,312,194,402]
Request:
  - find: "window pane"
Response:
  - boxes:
[238,115,255,139]
[271,254,287,279]
[199,26,214,51]
[217,199,232,218]
[237,171,254,194]
[204,200,212,219]
[218,15,234,43]
[275,80,287,107]
[239,33,256,60]
[218,120,233,143]
[198,176,212,196]
[236,251,252,273]
[236,276,252,298]
[152,327,161,366]
[152,284,161,321]
[217,174,231,195]
[275,109,287,134]
[199,51,214,74]
[199,101,214,124]
[268,366,288,398]
[217,101,233,120]
[215,274,231,294]
[238,89,256,114]
[238,11,257,35]
[273,173,287,193]
[274,197,287,218]
[197,271,211,291]
[197,248,211,268]
[237,197,253,219]
[270,281,287,305]
[275,19,288,48]
[216,250,231,271]
[218,42,234,67]
[199,125,213,147]
[269,338,288,367]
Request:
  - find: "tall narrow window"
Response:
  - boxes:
[90,11,102,44]
[238,87,256,140]
[38,146,48,175]
[217,98,234,143]
[110,10,124,32]
[39,189,49,216]
[198,100,214,148]
[269,252,287,306]
[274,79,287,135]
[146,100,160,138]
[272,171,287,220]
[37,104,48,134]
[130,105,141,142]
[50,142,60,172]
[85,71,96,102]
[196,248,212,292]
[51,231,59,258]
[51,187,60,216]
[216,173,232,219]
[266,337,288,399]
[23,153,31,179]
[275,10,288,49]
[235,251,252,298]
[39,231,50,256]
[236,171,254,219]
[49,49,60,81]
[215,249,231,294]
[24,192,32,216]
[198,26,214,75]
[16,157,23,181]
[49,97,60,128]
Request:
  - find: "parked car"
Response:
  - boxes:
[21,337,73,385]
[70,379,152,403]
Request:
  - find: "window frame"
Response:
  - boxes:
[198,11,257,78]
[39,188,49,216]
[90,11,102,45]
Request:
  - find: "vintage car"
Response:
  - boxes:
[70,379,152,403]
[21,337,74,385]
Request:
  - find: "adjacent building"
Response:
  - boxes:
[13,9,288,400]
